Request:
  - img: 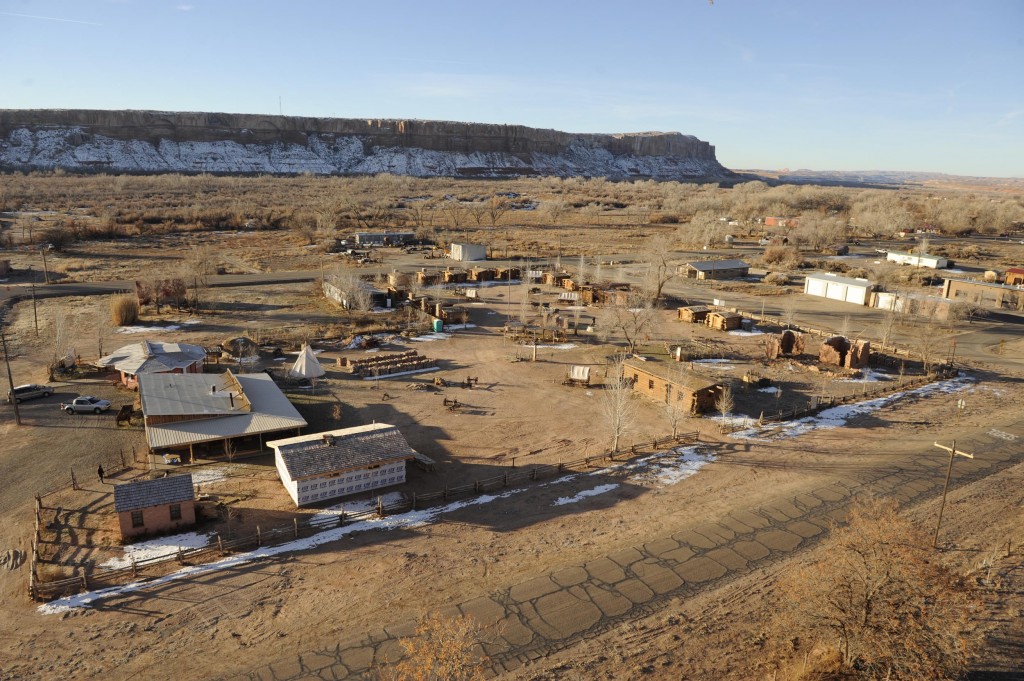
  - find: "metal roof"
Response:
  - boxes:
[804,272,876,288]
[142,372,307,450]
[139,370,251,417]
[114,474,194,513]
[96,341,206,376]
[684,259,750,272]
[268,423,419,480]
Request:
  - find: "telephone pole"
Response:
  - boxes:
[933,440,974,548]
[1,330,22,426]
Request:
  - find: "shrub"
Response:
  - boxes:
[763,272,789,286]
[111,294,139,326]
[762,245,803,269]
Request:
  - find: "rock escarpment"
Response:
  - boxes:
[0,109,729,179]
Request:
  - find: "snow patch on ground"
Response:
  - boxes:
[406,332,452,342]
[99,532,212,569]
[728,328,765,336]
[758,386,780,394]
[190,467,228,486]
[840,368,892,383]
[534,343,577,350]
[38,443,718,614]
[117,325,181,334]
[732,374,975,442]
[312,492,406,522]
[553,484,619,506]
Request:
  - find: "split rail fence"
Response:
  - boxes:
[30,432,700,602]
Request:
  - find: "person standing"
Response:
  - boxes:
[97,465,105,484]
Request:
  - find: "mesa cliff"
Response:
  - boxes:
[0,109,730,179]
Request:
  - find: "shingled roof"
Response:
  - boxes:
[268,424,419,480]
[113,474,195,513]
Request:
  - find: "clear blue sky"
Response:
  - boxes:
[2,0,1022,177]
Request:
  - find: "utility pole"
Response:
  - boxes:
[40,247,50,284]
[1,330,22,426]
[933,440,974,548]
[29,267,38,337]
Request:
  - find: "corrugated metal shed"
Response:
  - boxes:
[142,372,307,450]
[268,423,419,480]
[114,474,195,513]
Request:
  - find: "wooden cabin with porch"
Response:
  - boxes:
[138,369,307,463]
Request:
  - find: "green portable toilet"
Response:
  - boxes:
[432,318,443,333]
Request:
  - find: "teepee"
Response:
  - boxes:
[289,344,325,380]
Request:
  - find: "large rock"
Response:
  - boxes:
[0,109,730,179]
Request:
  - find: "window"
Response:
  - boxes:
[648,379,654,390]
[131,510,144,528]
[169,504,182,521]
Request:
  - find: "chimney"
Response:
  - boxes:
[229,393,234,408]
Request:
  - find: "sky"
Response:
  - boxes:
[1,0,1022,177]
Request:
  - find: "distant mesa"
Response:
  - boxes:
[0,109,731,180]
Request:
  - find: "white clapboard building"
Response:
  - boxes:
[803,272,877,306]
[268,423,421,506]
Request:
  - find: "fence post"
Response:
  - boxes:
[177,547,184,564]
[293,518,298,539]
[530,467,537,481]
[130,556,137,578]
[81,573,88,592]
[120,449,127,469]
[256,526,262,548]
[217,534,224,555]
[411,493,416,511]
[444,485,449,500]
[377,496,384,517]
[70,468,78,491]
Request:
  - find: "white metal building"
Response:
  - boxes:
[803,273,876,306]
[885,251,949,269]
[449,243,487,262]
[268,423,421,506]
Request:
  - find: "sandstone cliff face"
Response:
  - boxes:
[0,109,729,179]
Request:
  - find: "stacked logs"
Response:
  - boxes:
[348,350,437,378]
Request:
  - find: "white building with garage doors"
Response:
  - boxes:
[803,272,877,306]
[268,423,423,506]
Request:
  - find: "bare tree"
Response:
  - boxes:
[876,310,898,350]
[715,384,734,433]
[47,311,72,381]
[601,357,636,452]
[601,290,656,355]
[767,497,977,680]
[545,200,567,225]
[183,245,217,312]
[638,233,676,302]
[330,268,373,311]
[664,364,690,438]
[485,196,510,227]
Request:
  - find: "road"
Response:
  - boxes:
[235,415,1024,679]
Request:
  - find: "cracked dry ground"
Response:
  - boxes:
[1,374,1022,681]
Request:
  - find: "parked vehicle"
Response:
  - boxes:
[60,396,112,414]
[7,384,53,404]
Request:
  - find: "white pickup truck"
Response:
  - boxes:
[60,396,112,414]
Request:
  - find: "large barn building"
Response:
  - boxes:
[268,424,422,506]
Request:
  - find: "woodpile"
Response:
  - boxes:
[819,335,870,369]
[347,350,438,378]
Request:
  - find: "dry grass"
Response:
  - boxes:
[110,294,139,326]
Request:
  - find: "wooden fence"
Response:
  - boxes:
[30,432,700,602]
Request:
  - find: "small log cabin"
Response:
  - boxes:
[621,358,724,414]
